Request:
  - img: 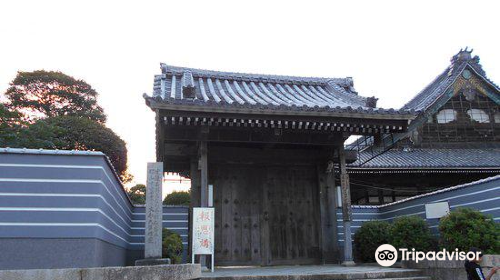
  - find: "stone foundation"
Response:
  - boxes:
[0,264,201,280]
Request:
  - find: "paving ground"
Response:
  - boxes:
[201,265,427,279]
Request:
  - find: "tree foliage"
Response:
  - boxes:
[0,114,131,182]
[354,220,391,262]
[390,216,435,252]
[1,70,131,182]
[0,104,24,146]
[44,116,128,179]
[162,228,183,264]
[439,208,499,254]
[127,184,146,205]
[5,70,106,123]
[163,191,190,206]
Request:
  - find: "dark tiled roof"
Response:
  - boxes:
[145,64,412,117]
[347,49,500,162]
[403,48,500,112]
[350,148,500,169]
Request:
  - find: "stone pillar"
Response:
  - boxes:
[135,162,170,266]
[338,146,355,266]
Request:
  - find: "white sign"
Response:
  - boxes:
[192,207,214,255]
[425,202,450,219]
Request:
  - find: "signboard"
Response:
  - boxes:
[192,207,214,271]
[425,201,450,219]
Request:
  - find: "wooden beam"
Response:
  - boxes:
[158,110,410,133]
[162,126,347,147]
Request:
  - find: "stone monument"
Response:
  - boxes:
[135,162,170,266]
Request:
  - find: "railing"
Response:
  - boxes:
[346,133,402,166]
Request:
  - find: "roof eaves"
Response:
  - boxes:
[144,95,415,121]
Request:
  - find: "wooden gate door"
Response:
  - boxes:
[262,165,321,265]
[212,164,320,266]
[212,165,263,266]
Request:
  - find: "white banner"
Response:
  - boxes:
[192,207,214,255]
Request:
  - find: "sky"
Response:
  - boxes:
[1,0,499,195]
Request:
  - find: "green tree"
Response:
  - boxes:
[439,208,499,254]
[163,191,190,206]
[127,184,146,205]
[5,70,106,123]
[0,104,23,147]
[2,70,131,182]
[162,228,183,264]
[45,116,128,179]
[354,220,391,262]
[390,216,435,252]
[6,116,131,182]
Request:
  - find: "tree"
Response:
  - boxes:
[390,216,435,252]
[162,228,183,264]
[439,208,499,254]
[2,70,132,183]
[5,115,131,182]
[354,220,391,262]
[5,70,106,123]
[45,116,130,182]
[163,191,191,206]
[127,184,146,205]
[0,104,23,147]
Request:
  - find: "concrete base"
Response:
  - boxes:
[341,261,356,267]
[135,258,171,266]
[0,264,201,280]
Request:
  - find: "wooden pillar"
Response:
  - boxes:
[338,144,355,266]
[198,140,209,268]
[189,159,200,259]
[199,141,208,207]
[318,160,339,263]
[155,110,165,162]
[378,190,384,205]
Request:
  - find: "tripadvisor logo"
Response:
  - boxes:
[375,244,482,267]
[375,244,398,267]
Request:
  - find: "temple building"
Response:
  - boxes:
[143,49,499,266]
[144,65,413,265]
[348,49,500,205]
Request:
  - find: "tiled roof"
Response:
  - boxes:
[145,64,412,117]
[403,48,500,112]
[347,49,500,163]
[350,148,500,169]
